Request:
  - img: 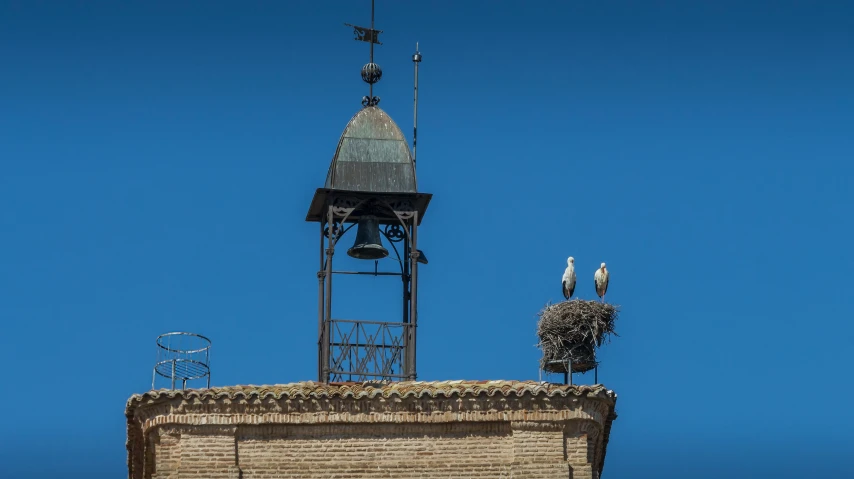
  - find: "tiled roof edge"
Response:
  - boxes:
[126,380,616,414]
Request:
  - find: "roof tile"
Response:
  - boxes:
[127,380,615,410]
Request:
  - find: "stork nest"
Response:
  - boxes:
[537,299,619,374]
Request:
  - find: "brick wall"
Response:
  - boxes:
[149,421,596,478]
[127,381,617,479]
[238,423,512,478]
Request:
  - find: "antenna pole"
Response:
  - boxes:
[412,42,422,167]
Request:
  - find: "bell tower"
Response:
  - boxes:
[305,0,431,383]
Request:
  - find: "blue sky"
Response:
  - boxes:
[1,1,853,477]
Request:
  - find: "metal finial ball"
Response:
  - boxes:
[361,63,382,84]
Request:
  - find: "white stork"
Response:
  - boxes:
[561,257,576,300]
[594,262,609,303]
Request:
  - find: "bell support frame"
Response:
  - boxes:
[306,188,432,383]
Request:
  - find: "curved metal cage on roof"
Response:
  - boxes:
[152,332,211,390]
[325,106,417,193]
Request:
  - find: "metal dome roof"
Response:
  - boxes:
[324,106,416,193]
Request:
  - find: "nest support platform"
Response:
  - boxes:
[542,346,598,374]
[537,299,619,378]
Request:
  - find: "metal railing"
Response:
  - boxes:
[328,319,410,382]
[152,332,211,390]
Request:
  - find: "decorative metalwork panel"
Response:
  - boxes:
[332,196,362,219]
[323,221,343,239]
[383,224,405,242]
[328,319,409,381]
[387,199,416,220]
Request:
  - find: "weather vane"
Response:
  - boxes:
[345,0,383,107]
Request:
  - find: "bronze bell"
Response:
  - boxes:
[347,215,389,260]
